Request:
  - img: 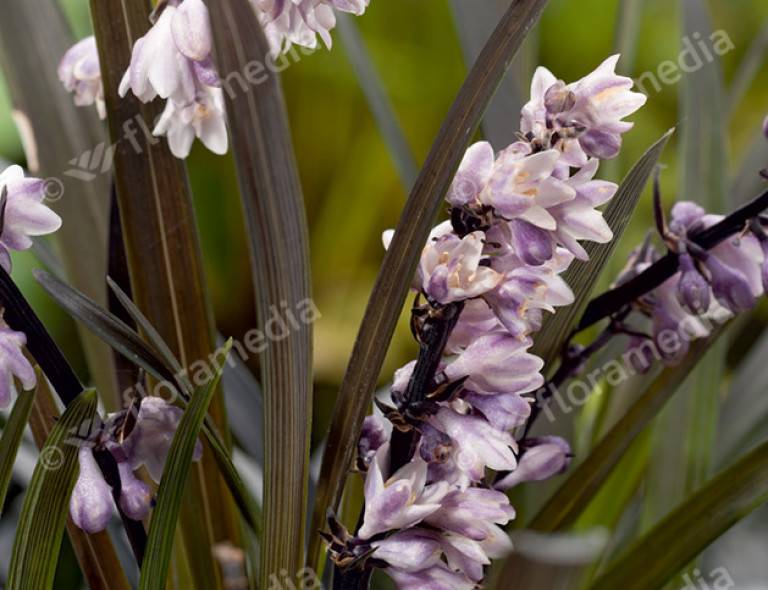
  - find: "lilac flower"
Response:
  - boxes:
[119,0,227,158]
[116,460,152,520]
[58,36,105,119]
[70,447,113,534]
[255,0,370,55]
[418,228,502,304]
[357,414,390,470]
[386,563,475,590]
[358,445,450,540]
[371,529,442,572]
[442,333,544,395]
[0,321,36,409]
[121,396,203,483]
[423,487,515,543]
[676,253,711,315]
[447,141,494,208]
[495,436,571,489]
[0,165,63,272]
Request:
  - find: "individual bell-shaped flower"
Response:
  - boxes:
[463,391,531,432]
[447,141,495,208]
[495,436,571,489]
[121,397,203,483]
[117,460,152,520]
[427,407,517,481]
[152,86,228,159]
[58,36,106,119]
[357,445,450,540]
[370,529,443,573]
[70,447,114,533]
[506,219,554,266]
[0,321,36,409]
[676,253,711,315]
[418,229,502,304]
[0,165,63,272]
[702,252,756,313]
[424,487,515,542]
[357,414,390,471]
[386,563,475,590]
[442,333,544,395]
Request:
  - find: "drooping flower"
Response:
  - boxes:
[0,320,36,409]
[0,165,63,272]
[58,36,105,119]
[255,0,371,55]
[495,436,571,489]
[70,447,114,534]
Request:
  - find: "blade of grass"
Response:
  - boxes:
[27,376,131,590]
[337,13,418,191]
[726,20,768,118]
[590,438,768,590]
[311,0,550,567]
[205,0,313,581]
[0,0,117,408]
[139,342,231,590]
[0,386,36,514]
[612,0,645,73]
[90,0,239,575]
[532,129,674,369]
[7,389,97,590]
[527,327,728,533]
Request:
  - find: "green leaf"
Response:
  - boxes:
[0,0,117,409]
[590,438,768,590]
[0,384,36,514]
[528,329,726,532]
[612,0,645,73]
[205,1,314,581]
[139,341,232,590]
[532,129,675,369]
[337,13,418,191]
[726,21,768,118]
[7,389,98,590]
[310,0,550,567]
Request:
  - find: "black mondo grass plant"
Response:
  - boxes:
[1,0,768,589]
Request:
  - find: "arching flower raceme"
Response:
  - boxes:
[0,165,63,272]
[0,319,36,409]
[58,36,106,119]
[327,55,646,588]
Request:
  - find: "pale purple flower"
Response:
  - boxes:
[386,563,475,590]
[464,391,531,432]
[442,333,544,395]
[676,253,711,314]
[117,460,152,520]
[121,396,202,483]
[495,436,571,489]
[358,414,390,470]
[0,165,63,272]
[70,447,113,533]
[418,229,502,304]
[371,529,442,572]
[152,86,228,158]
[255,0,370,55]
[424,487,515,542]
[358,445,450,540]
[58,36,105,119]
[0,322,36,409]
[447,141,495,208]
[427,407,517,481]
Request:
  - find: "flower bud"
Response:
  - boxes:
[508,219,553,266]
[358,415,390,470]
[703,254,755,313]
[543,81,575,114]
[117,461,152,520]
[676,254,711,314]
[494,436,571,489]
[70,447,113,533]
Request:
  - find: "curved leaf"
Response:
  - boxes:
[590,438,768,590]
[0,385,36,514]
[139,342,232,590]
[7,389,98,590]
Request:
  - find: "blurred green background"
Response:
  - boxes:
[2,0,768,586]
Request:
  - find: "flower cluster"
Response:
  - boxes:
[70,396,202,533]
[325,55,646,588]
[254,0,370,55]
[60,0,372,158]
[618,199,766,366]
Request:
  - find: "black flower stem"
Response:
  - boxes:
[388,301,463,475]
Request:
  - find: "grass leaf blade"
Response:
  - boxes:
[0,386,36,514]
